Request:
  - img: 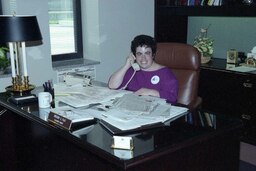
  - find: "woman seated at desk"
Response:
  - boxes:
[108,35,178,104]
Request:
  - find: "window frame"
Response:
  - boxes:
[51,0,83,62]
[0,1,2,15]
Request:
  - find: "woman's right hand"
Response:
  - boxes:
[108,53,136,89]
[125,53,136,67]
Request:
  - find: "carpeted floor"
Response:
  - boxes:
[240,161,256,171]
[240,142,256,171]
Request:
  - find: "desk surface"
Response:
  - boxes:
[201,58,256,74]
[0,91,242,170]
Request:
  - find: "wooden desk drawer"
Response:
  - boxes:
[199,64,256,144]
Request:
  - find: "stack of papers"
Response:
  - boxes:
[54,83,131,108]
[98,94,188,132]
[111,94,166,115]
[50,84,188,134]
[100,105,188,132]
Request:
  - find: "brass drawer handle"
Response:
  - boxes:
[243,82,253,88]
[241,114,251,120]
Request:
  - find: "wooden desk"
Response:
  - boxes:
[199,58,256,145]
[0,92,242,171]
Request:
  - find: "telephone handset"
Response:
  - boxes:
[130,54,140,71]
[121,54,139,90]
[131,63,140,71]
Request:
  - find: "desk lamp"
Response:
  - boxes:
[0,15,42,96]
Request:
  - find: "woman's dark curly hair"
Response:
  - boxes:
[131,35,156,56]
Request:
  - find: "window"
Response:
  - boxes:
[48,0,83,61]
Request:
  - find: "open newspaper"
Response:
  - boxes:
[54,83,131,108]
[99,94,188,132]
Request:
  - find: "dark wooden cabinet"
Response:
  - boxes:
[154,0,256,145]
[0,106,20,170]
[199,58,256,145]
[154,0,256,42]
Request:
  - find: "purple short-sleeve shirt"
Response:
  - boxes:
[118,67,178,104]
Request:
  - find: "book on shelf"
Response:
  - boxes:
[204,112,213,127]
[198,111,216,128]
[198,111,205,127]
[188,0,195,6]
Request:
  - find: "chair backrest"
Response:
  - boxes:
[155,42,201,108]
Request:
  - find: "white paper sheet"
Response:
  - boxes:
[100,105,188,131]
[227,66,256,72]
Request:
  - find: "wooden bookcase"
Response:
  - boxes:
[155,0,256,42]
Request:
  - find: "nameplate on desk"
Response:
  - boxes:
[111,136,134,150]
[48,112,72,130]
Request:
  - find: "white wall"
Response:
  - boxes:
[82,0,154,83]
[0,0,154,91]
[187,17,256,59]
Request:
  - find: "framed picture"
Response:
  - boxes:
[227,49,238,64]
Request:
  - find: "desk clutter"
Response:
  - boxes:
[226,46,256,71]
[42,82,188,142]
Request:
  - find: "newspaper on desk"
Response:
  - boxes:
[54,83,131,108]
[52,83,188,132]
[99,94,188,131]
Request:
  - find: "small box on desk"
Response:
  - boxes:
[8,94,38,105]
[227,49,238,64]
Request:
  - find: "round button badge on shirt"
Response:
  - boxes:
[151,75,160,84]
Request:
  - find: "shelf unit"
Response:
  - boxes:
[155,1,256,42]
[155,2,256,144]
[156,5,256,16]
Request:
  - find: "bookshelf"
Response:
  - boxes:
[155,0,256,42]
[157,5,256,16]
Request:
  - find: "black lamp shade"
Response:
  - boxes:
[0,15,42,43]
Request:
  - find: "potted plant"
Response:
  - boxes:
[0,46,10,73]
[193,27,214,64]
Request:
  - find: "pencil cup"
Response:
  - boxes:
[38,92,52,108]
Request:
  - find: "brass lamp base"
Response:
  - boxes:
[5,84,36,96]
[6,76,35,96]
